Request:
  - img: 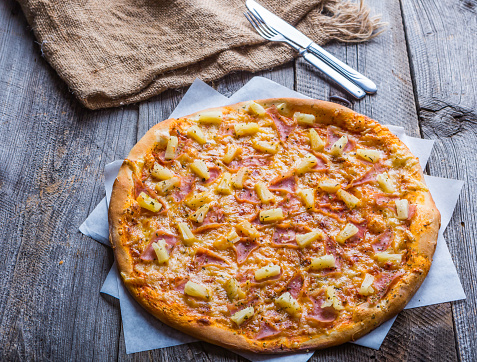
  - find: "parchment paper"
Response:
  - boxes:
[80,77,465,360]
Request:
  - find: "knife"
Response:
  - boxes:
[245,0,378,94]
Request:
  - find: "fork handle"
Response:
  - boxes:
[307,43,377,94]
[300,50,366,99]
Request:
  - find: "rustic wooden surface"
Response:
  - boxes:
[0,0,474,360]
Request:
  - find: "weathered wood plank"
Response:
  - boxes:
[400,0,477,360]
[297,0,457,361]
[0,0,137,360]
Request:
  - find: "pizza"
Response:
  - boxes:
[109,98,440,353]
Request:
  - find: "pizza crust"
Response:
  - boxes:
[109,98,440,353]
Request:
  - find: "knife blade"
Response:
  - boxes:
[245,0,377,94]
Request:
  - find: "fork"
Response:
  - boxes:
[244,11,366,99]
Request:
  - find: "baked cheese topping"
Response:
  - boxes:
[117,100,430,347]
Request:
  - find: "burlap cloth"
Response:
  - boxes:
[18,0,382,110]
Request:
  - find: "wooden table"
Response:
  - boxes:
[1,0,475,360]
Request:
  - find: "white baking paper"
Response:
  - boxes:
[81,77,465,360]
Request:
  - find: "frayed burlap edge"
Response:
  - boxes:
[19,0,385,110]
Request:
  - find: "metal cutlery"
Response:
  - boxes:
[244,11,366,99]
[245,0,377,95]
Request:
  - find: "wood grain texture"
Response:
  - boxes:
[400,0,477,360]
[0,0,136,360]
[0,0,471,360]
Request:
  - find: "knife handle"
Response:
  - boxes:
[300,50,366,99]
[307,43,377,94]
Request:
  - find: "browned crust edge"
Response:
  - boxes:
[108,98,441,353]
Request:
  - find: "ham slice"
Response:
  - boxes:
[174,277,189,292]
[310,154,328,171]
[324,237,342,268]
[285,274,304,299]
[235,189,260,204]
[218,122,235,136]
[202,206,225,225]
[193,206,224,233]
[204,166,221,185]
[227,155,272,171]
[268,174,297,193]
[325,128,355,152]
[234,238,259,264]
[153,150,174,165]
[370,271,403,303]
[278,194,302,215]
[228,296,258,315]
[266,106,297,142]
[140,232,178,261]
[255,322,281,340]
[307,295,337,323]
[272,226,296,245]
[171,175,195,203]
[371,229,393,252]
[348,163,385,188]
[194,248,228,267]
[407,204,417,220]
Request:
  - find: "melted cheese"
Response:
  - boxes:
[119,100,426,345]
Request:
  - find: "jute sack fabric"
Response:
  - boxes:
[17,0,382,110]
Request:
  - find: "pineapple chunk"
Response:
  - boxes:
[255,264,281,280]
[317,179,340,193]
[359,273,375,296]
[216,172,233,195]
[337,189,360,209]
[336,223,359,244]
[295,153,318,174]
[152,239,169,264]
[184,281,210,299]
[294,112,315,126]
[185,191,211,209]
[190,159,210,180]
[177,222,197,245]
[395,199,409,220]
[222,146,241,164]
[236,220,259,238]
[275,292,301,316]
[189,204,210,223]
[187,125,207,145]
[155,129,170,148]
[297,188,314,210]
[247,101,266,116]
[375,252,402,263]
[234,122,260,136]
[252,140,279,154]
[255,182,275,204]
[321,286,344,310]
[296,230,323,248]
[164,136,178,160]
[276,103,289,115]
[356,148,381,163]
[198,111,223,124]
[155,176,180,194]
[226,229,240,243]
[151,163,174,180]
[230,306,254,325]
[231,168,248,189]
[377,172,395,193]
[309,128,325,151]
[310,255,336,270]
[224,278,245,300]
[329,135,348,156]
[137,192,162,212]
[259,208,284,223]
